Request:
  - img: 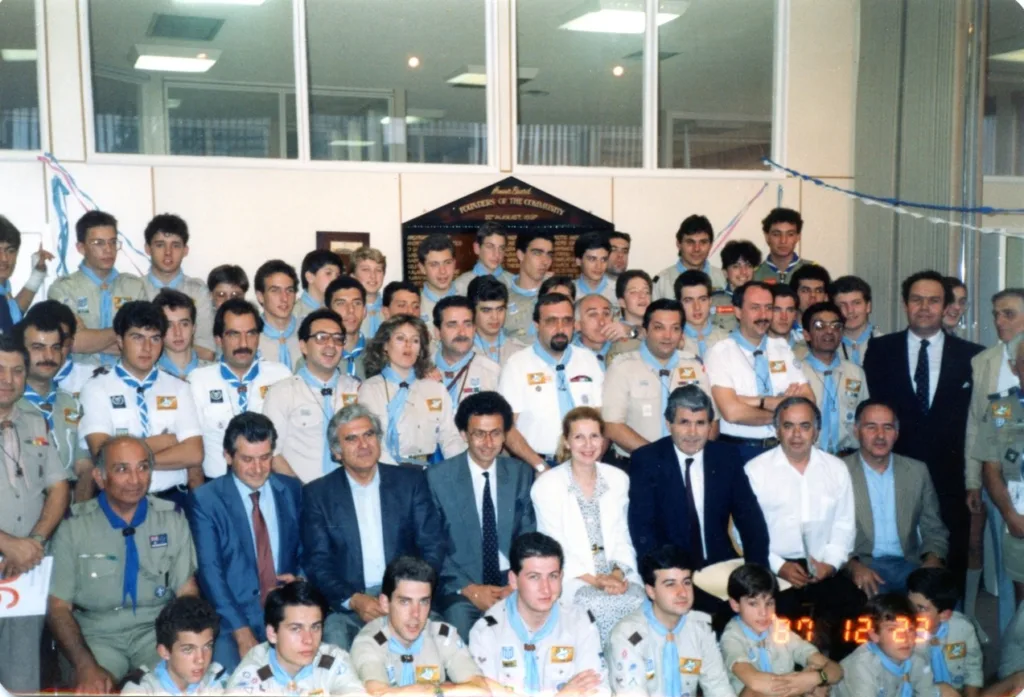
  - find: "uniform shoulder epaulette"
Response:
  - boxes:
[484,615,498,627]
[628,631,643,646]
[318,654,335,670]
[92,366,110,377]
[257,665,273,681]
[374,631,388,645]
[652,275,661,284]
[215,667,226,680]
[988,386,1020,400]
[123,668,146,685]
[587,610,596,624]
[437,623,450,637]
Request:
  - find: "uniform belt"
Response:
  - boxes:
[718,434,779,449]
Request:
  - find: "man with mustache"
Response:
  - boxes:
[188,299,291,481]
[432,296,500,410]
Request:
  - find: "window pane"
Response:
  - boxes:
[88,0,296,158]
[984,0,1024,175]
[0,0,41,151]
[658,0,774,170]
[306,0,488,164]
[516,0,643,167]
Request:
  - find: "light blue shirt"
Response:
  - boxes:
[861,456,903,559]
[233,474,281,573]
[348,469,387,594]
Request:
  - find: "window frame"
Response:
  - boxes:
[0,0,51,161]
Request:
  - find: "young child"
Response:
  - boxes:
[122,596,225,695]
[908,568,983,697]
[721,563,842,696]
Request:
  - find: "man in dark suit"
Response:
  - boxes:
[863,270,983,582]
[427,392,536,640]
[188,412,303,672]
[301,403,444,650]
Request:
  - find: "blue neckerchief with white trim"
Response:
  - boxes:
[382,365,415,461]
[639,343,680,437]
[642,599,686,697]
[262,315,298,370]
[342,334,366,378]
[506,592,560,695]
[730,330,772,396]
[804,352,841,452]
[54,359,75,390]
[154,659,201,695]
[23,383,57,431]
[765,253,801,274]
[146,269,184,290]
[96,492,147,612]
[219,360,261,412]
[387,632,425,686]
[114,363,159,436]
[158,351,200,380]
[532,342,575,417]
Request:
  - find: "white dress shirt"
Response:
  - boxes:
[467,456,510,570]
[907,329,944,407]
[745,446,855,573]
[674,445,707,559]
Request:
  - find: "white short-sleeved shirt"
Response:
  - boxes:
[55,360,98,399]
[498,344,604,456]
[705,335,806,439]
[78,367,203,492]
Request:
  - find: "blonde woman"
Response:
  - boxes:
[530,406,645,642]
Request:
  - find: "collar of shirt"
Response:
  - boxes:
[907,328,945,353]
[673,445,704,470]
[858,454,893,478]
[232,471,273,502]
[346,467,380,493]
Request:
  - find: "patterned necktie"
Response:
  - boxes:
[915,339,930,412]
[684,457,704,568]
[250,491,277,604]
[481,471,501,586]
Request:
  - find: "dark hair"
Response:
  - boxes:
[113,301,168,337]
[900,270,953,306]
[325,275,367,306]
[533,292,574,323]
[298,308,344,342]
[801,301,844,333]
[153,289,197,325]
[475,221,508,244]
[865,592,916,627]
[773,396,822,431]
[727,563,778,601]
[789,265,832,294]
[676,214,714,243]
[539,276,577,302]
[642,299,684,330]
[732,281,774,309]
[573,231,611,259]
[665,384,715,423]
[674,270,713,302]
[770,284,798,304]
[829,275,873,304]
[383,280,420,307]
[720,240,762,269]
[264,580,329,634]
[417,234,456,264]
[75,210,117,243]
[515,231,555,253]
[640,545,693,586]
[300,250,344,291]
[0,215,22,252]
[943,276,967,293]
[207,264,249,294]
[381,556,437,599]
[214,298,263,337]
[143,213,188,246]
[615,269,652,301]
[223,412,278,457]
[254,260,298,294]
[608,231,631,244]
[454,391,513,433]
[26,300,77,339]
[0,333,29,367]
[510,532,564,574]
[14,311,66,346]
[433,295,474,329]
[992,288,1024,305]
[155,596,219,650]
[906,567,959,613]
[467,275,509,309]
[761,207,803,235]
[853,398,899,427]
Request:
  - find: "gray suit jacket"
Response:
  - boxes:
[842,452,949,564]
[427,452,537,597]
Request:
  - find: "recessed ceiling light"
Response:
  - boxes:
[131,45,221,73]
[1,49,37,62]
[560,0,688,34]
[408,56,420,68]
[612,65,625,77]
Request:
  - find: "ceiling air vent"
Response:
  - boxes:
[147,14,225,42]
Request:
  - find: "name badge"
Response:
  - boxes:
[769,361,787,374]
[550,646,574,663]
[501,646,516,668]
[677,367,697,381]
[527,372,547,386]
[415,666,441,684]
[342,393,358,406]
[426,398,443,412]
[156,396,177,410]
[679,657,702,675]
[76,297,90,313]
[110,395,126,409]
[209,389,224,404]
[149,533,168,548]
[944,642,966,660]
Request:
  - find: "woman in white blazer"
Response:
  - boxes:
[530,406,645,643]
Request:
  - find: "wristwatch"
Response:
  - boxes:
[818,669,829,686]
[28,533,46,545]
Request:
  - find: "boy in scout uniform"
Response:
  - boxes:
[710,240,760,333]
[255,260,302,372]
[350,247,386,340]
[153,290,214,381]
[350,556,485,694]
[48,210,147,366]
[653,214,726,301]
[468,275,527,368]
[0,214,51,335]
[505,233,554,342]
[454,221,511,295]
[753,208,816,285]
[603,300,709,458]
[47,436,198,694]
[295,249,344,321]
[417,235,459,329]
[326,276,369,380]
[263,309,360,483]
[226,580,366,696]
[675,271,729,361]
[469,532,609,697]
[607,545,733,697]
[432,296,500,410]
[907,568,983,696]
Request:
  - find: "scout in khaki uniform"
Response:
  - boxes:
[653,215,726,301]
[504,233,555,342]
[255,260,302,372]
[153,289,215,381]
[350,557,485,694]
[432,297,501,410]
[48,436,198,693]
[675,270,729,361]
[349,247,386,341]
[752,208,816,286]
[226,580,366,696]
[294,249,344,322]
[468,275,528,368]
[711,241,760,335]
[907,568,983,695]
[453,222,511,296]
[48,210,147,365]
[326,276,370,381]
[417,235,459,330]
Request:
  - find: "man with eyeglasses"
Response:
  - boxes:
[207,265,249,310]
[188,299,291,481]
[48,210,147,366]
[710,240,761,333]
[0,215,52,337]
[263,309,360,484]
[799,302,868,456]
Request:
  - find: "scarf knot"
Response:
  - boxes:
[388,632,425,686]
[506,593,560,695]
[219,360,261,412]
[114,364,159,436]
[730,330,772,397]
[262,315,298,369]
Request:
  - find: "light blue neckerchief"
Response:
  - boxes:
[342,334,366,378]
[154,659,201,695]
[508,275,539,298]
[736,619,772,672]
[684,324,711,360]
[298,365,340,474]
[842,324,874,366]
[532,342,575,418]
[301,293,321,312]
[366,296,383,337]
[473,261,505,280]
[382,365,415,461]
[146,269,184,290]
[422,285,456,304]
[576,275,609,296]
[674,259,712,277]
[268,647,315,686]
[23,383,57,431]
[642,600,686,697]
[730,330,772,397]
[475,331,506,363]
[0,280,22,325]
[54,359,74,390]
[765,253,801,274]
[804,353,841,453]
[114,363,159,436]
[506,592,560,695]
[435,349,475,405]
[930,621,953,684]
[572,336,611,369]
[96,492,147,612]
[388,632,425,686]
[79,263,119,329]
[219,360,261,412]
[262,315,298,370]
[158,351,200,380]
[639,343,680,437]
[866,642,912,697]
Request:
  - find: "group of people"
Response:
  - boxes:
[0,206,1022,697]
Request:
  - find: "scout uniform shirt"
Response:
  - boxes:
[78,366,203,493]
[143,272,216,354]
[710,290,739,333]
[475,332,528,369]
[602,349,709,455]
[293,293,323,322]
[504,278,540,341]
[719,617,819,694]
[841,325,881,367]
[48,268,147,365]
[226,641,366,696]
[681,325,729,362]
[357,373,464,465]
[258,321,301,373]
[0,406,67,538]
[911,611,983,692]
[575,276,620,313]
[18,388,87,480]
[801,356,869,454]
[188,360,292,478]
[753,256,815,285]
[350,617,481,687]
[121,660,226,695]
[361,299,383,343]
[420,286,457,329]
[834,643,940,697]
[469,598,609,696]
[55,358,97,399]
[653,261,727,301]
[261,373,361,484]
[437,352,501,409]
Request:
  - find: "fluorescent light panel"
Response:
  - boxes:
[560,0,687,34]
[175,0,266,5]
[447,65,538,87]
[132,45,221,73]
[1,49,37,61]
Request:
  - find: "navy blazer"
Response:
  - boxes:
[427,453,536,597]
[628,437,770,567]
[301,464,445,612]
[188,472,303,636]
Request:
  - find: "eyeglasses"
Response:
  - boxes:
[811,320,844,331]
[86,239,122,250]
[310,332,345,346]
[213,290,245,301]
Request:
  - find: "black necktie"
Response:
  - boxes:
[684,457,704,568]
[914,339,930,412]
[481,471,501,586]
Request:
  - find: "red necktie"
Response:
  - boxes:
[250,491,277,604]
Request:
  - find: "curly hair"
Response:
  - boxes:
[363,314,434,379]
